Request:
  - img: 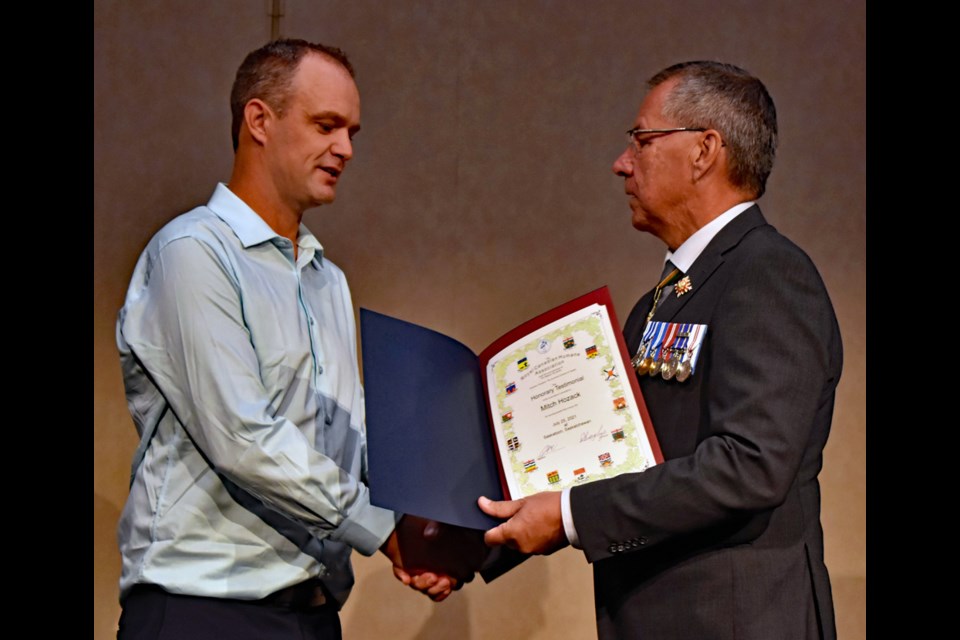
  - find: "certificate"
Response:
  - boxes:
[484,301,659,499]
[361,286,663,530]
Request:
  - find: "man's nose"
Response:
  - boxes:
[332,130,354,162]
[612,147,633,177]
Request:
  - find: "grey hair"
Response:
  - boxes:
[650,61,778,198]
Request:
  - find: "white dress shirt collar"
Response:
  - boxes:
[665,201,755,273]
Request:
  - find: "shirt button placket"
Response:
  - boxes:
[308,315,323,383]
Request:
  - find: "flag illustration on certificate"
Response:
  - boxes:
[360,286,663,530]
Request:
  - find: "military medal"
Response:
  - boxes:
[633,323,658,375]
[662,324,690,380]
[652,347,667,378]
[651,322,679,377]
[641,354,657,376]
[634,344,652,375]
[675,324,703,382]
[632,347,651,376]
[640,322,666,377]
[647,328,665,377]
[662,353,678,379]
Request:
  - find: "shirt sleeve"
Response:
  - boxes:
[560,487,581,548]
[118,236,396,556]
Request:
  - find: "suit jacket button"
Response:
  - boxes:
[638,536,647,545]
[608,544,618,553]
[617,544,625,552]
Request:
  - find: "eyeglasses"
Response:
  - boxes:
[626,127,706,152]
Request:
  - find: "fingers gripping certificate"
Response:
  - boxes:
[486,303,657,498]
[361,287,663,529]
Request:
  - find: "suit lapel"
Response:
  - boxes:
[653,205,769,322]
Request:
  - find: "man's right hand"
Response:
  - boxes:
[381,514,489,602]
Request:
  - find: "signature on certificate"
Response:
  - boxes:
[537,444,564,459]
[579,426,608,443]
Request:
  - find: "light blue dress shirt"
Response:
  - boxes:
[116,183,396,605]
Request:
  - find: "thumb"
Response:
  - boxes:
[484,521,512,548]
[478,495,524,519]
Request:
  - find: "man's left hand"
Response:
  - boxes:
[478,493,568,555]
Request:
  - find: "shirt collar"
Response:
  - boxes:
[207,183,325,266]
[665,201,754,272]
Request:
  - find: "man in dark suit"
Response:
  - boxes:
[480,61,841,640]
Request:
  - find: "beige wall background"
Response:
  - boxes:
[94,1,865,638]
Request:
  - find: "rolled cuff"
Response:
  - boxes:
[329,494,398,556]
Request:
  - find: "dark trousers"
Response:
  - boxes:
[118,585,342,640]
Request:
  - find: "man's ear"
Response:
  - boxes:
[689,130,724,181]
[243,98,272,146]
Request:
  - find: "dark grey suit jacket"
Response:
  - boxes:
[570,206,841,640]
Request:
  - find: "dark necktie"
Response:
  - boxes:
[646,260,682,323]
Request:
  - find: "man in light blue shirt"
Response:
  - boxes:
[116,39,475,640]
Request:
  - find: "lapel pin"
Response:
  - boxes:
[674,275,692,297]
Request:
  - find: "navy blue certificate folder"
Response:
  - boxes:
[360,309,504,530]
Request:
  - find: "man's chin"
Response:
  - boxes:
[309,188,337,207]
[630,215,650,232]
